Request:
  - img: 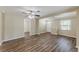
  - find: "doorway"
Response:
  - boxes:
[24,19,31,39]
[46,21,52,33]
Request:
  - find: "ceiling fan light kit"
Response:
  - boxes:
[21,9,40,19]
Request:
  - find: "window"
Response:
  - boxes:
[60,20,71,30]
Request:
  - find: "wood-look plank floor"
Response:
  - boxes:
[0,32,77,52]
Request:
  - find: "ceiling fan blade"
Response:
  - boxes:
[35,15,40,17]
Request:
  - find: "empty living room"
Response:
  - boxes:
[0,6,79,52]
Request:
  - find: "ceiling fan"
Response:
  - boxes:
[21,9,40,18]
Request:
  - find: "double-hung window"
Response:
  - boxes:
[60,20,71,30]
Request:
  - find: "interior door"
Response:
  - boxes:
[46,22,52,32]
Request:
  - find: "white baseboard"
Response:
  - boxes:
[35,32,57,35]
[3,34,24,42]
[30,32,46,36]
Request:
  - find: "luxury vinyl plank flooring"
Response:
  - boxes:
[0,32,77,52]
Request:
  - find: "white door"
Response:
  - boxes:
[46,22,52,32]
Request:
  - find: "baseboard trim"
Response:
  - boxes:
[57,34,76,39]
[3,36,24,43]
[30,32,76,39]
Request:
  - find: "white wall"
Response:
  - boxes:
[38,15,77,38]
[57,18,77,38]
[76,17,79,51]
[0,12,2,45]
[38,18,47,34]
[76,9,79,51]
[38,17,58,34]
[3,13,24,42]
[51,19,58,35]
